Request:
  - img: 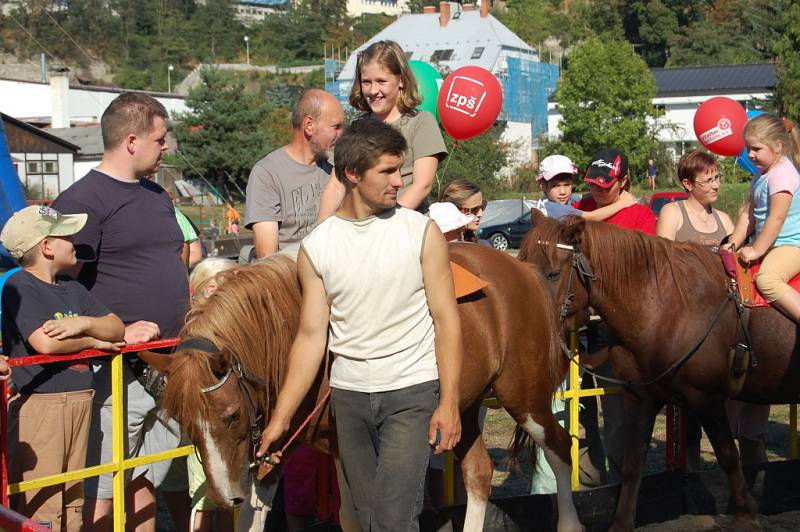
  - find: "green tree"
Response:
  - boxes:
[549,36,661,174]
[774,2,800,121]
[170,69,275,199]
[437,126,509,198]
[667,0,789,66]
[495,0,569,49]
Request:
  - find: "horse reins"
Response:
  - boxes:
[180,337,330,476]
[541,240,755,389]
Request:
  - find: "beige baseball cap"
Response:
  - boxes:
[1,205,87,259]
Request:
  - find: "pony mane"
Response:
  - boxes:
[161,255,301,432]
[522,216,727,306]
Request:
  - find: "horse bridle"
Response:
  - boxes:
[178,337,268,473]
[537,241,597,324]
[537,240,755,388]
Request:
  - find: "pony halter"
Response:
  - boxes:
[537,240,597,323]
[181,336,268,475]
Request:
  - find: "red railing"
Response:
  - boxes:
[1,338,179,506]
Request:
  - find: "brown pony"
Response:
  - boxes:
[521,212,800,532]
[141,246,586,532]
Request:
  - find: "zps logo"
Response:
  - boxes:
[444,75,488,118]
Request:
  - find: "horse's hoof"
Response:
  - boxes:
[556,523,585,532]
[607,521,632,532]
[728,513,762,532]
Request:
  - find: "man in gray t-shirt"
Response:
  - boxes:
[245,89,344,258]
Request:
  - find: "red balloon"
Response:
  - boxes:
[437,66,503,140]
[693,97,747,156]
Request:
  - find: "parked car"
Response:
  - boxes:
[477,210,533,250]
[648,191,688,217]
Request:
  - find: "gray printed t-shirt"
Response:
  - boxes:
[244,147,332,249]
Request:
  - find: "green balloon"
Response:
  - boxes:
[409,60,443,121]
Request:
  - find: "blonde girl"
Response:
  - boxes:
[319,40,447,217]
[726,114,800,323]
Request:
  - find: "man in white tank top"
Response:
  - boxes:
[256,119,462,531]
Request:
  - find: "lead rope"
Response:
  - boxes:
[254,388,331,479]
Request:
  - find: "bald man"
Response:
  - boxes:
[245,89,345,259]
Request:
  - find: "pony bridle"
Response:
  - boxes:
[178,337,268,474]
[540,241,597,323]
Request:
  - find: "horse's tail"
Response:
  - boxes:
[505,425,538,476]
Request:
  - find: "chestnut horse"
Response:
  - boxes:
[141,247,585,532]
[521,212,800,532]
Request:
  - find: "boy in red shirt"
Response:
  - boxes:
[578,148,657,235]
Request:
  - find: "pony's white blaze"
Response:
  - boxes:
[463,491,487,532]
[521,415,583,532]
[198,417,238,503]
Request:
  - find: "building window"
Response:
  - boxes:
[430,49,454,62]
[471,47,485,59]
[24,156,60,200]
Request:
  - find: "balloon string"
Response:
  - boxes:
[435,141,458,199]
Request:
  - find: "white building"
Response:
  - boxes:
[333,1,557,166]
[234,0,288,25]
[2,113,78,201]
[547,63,776,156]
[0,71,187,128]
[346,0,409,17]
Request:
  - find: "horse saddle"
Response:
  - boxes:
[718,249,800,308]
[450,261,489,299]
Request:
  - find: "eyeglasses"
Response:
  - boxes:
[694,174,723,188]
[459,202,487,215]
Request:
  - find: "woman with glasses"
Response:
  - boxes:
[438,179,486,243]
[657,150,768,472]
[657,150,734,246]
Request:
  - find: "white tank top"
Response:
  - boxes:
[302,206,438,392]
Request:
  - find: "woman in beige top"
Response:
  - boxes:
[319,40,447,218]
[658,150,769,470]
[657,150,734,246]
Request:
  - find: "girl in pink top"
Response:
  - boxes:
[726,114,800,323]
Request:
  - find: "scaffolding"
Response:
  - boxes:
[502,58,559,137]
[324,59,347,103]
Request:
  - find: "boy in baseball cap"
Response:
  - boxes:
[1,205,124,530]
[1,205,87,263]
[536,154,637,221]
[576,148,656,233]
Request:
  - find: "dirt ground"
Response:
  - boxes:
[482,403,798,528]
[637,510,800,531]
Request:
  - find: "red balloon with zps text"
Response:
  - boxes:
[693,97,748,157]
[437,66,503,140]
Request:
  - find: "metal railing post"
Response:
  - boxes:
[568,321,580,491]
[112,353,126,530]
[791,404,797,460]
[443,451,455,506]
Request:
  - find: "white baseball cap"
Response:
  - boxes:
[428,202,476,233]
[538,155,578,181]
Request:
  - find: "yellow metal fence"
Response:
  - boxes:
[3,335,798,526]
[2,343,194,531]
